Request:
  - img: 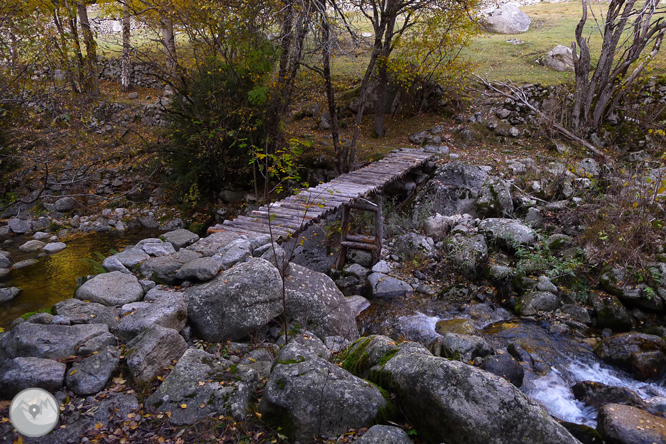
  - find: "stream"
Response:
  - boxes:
[0,230,160,330]
[358,293,666,428]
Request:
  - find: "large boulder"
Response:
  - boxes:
[0,357,66,398]
[597,404,666,444]
[53,298,119,329]
[433,332,493,362]
[393,233,434,260]
[478,218,536,247]
[160,229,199,251]
[214,238,252,270]
[139,249,202,284]
[115,292,187,341]
[367,273,413,298]
[285,263,359,341]
[174,256,221,282]
[480,351,524,387]
[572,381,649,410]
[589,292,633,332]
[350,337,578,444]
[259,340,390,443]
[8,217,31,234]
[516,291,560,316]
[187,230,240,257]
[146,348,258,424]
[125,325,187,382]
[65,346,120,395]
[75,271,144,306]
[541,45,574,72]
[477,178,513,217]
[600,266,663,312]
[19,240,45,252]
[106,248,150,269]
[483,3,530,34]
[414,162,488,217]
[595,333,666,380]
[447,234,488,277]
[185,258,283,342]
[2,323,109,359]
[141,241,176,257]
[0,287,21,304]
[355,425,413,444]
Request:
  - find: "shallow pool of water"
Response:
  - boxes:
[1,230,160,329]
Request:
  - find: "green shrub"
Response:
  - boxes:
[163,46,275,200]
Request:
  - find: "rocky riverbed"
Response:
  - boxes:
[1,154,666,443]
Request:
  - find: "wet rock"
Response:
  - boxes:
[0,287,21,303]
[175,256,221,282]
[125,325,187,382]
[0,357,66,398]
[259,346,388,443]
[285,263,359,341]
[517,291,559,316]
[367,272,413,298]
[0,253,11,269]
[43,242,67,254]
[595,333,666,380]
[53,299,119,329]
[160,229,199,251]
[146,348,258,424]
[362,339,579,444]
[483,3,531,34]
[19,240,45,252]
[115,292,187,341]
[572,381,649,410]
[589,292,633,332]
[139,249,202,284]
[478,218,536,247]
[3,322,109,359]
[480,351,524,387]
[355,425,413,444]
[75,271,144,306]
[66,346,120,395]
[597,404,666,444]
[0,268,10,281]
[434,332,492,362]
[561,304,592,324]
[185,258,283,342]
[187,230,240,257]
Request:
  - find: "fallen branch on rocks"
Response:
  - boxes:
[472,75,608,160]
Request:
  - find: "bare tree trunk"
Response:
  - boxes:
[77,0,100,96]
[161,14,177,81]
[63,0,86,93]
[319,2,342,173]
[121,3,132,92]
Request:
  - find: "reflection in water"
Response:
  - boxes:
[1,230,160,329]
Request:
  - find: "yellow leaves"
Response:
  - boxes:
[69,369,78,376]
[180,403,187,409]
[198,381,205,386]
[94,422,103,430]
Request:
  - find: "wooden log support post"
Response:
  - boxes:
[374,191,383,263]
[335,205,351,270]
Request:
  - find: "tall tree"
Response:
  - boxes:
[572,0,666,132]
[76,0,100,96]
[121,1,132,91]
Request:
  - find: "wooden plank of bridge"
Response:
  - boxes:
[208,148,435,241]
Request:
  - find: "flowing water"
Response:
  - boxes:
[0,230,160,330]
[358,293,666,428]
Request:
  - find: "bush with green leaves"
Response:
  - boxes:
[163,46,274,202]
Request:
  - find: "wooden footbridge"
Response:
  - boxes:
[208,148,436,269]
